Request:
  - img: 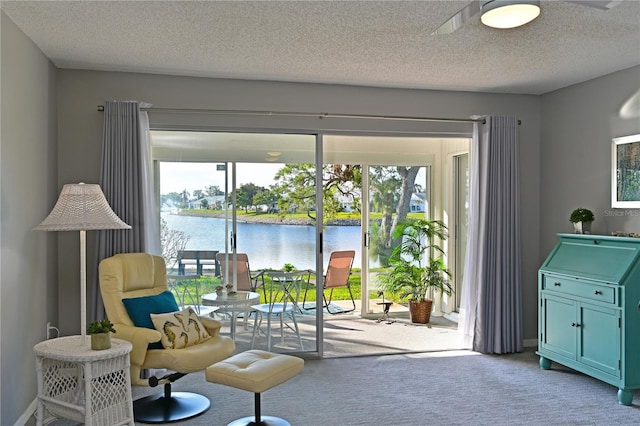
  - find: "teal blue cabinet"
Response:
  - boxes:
[538,234,640,405]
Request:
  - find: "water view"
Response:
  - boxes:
[162,213,369,270]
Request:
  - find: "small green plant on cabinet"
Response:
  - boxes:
[570,208,594,223]
[87,319,115,335]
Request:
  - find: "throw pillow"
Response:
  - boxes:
[122,290,180,329]
[150,307,211,349]
[122,290,180,349]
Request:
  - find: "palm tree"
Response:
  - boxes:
[180,189,190,207]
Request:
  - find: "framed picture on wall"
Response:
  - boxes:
[612,134,640,208]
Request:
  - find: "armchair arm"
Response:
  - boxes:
[198,316,223,337]
[113,324,161,371]
[114,323,161,344]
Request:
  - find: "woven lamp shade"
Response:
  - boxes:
[34,182,131,340]
[34,183,131,231]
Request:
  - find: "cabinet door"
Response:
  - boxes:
[578,303,621,377]
[540,294,576,359]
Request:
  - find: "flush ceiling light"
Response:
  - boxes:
[480,0,540,29]
[266,151,281,156]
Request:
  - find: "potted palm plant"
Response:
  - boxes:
[87,319,116,350]
[378,218,453,324]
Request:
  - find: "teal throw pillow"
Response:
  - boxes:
[122,290,180,349]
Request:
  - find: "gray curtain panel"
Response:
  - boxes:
[461,116,523,354]
[459,122,483,349]
[90,100,149,321]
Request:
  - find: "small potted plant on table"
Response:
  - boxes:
[378,218,453,324]
[570,208,594,234]
[87,319,116,350]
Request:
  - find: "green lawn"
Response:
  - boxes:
[170,269,384,305]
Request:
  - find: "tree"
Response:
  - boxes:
[273,164,316,215]
[271,163,421,266]
[206,185,223,196]
[235,183,264,213]
[192,189,204,200]
[272,163,360,221]
[161,192,183,207]
[160,218,190,270]
[253,187,279,213]
[180,189,190,208]
[368,166,420,266]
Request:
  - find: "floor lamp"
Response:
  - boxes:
[34,183,131,340]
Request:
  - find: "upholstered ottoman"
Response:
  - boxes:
[206,350,304,426]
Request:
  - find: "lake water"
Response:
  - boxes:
[162,213,370,270]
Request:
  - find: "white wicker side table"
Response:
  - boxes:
[33,335,134,426]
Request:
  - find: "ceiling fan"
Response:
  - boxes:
[432,0,623,35]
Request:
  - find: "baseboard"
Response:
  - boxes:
[523,338,538,348]
[14,397,37,426]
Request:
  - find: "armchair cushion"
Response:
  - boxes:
[151,307,211,349]
[123,290,180,349]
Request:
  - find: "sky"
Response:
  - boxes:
[160,162,284,195]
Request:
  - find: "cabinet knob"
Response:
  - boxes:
[595,290,602,295]
[554,282,561,287]
[571,323,581,327]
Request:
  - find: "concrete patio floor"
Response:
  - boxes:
[215,298,465,357]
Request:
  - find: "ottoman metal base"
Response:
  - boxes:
[228,415,290,426]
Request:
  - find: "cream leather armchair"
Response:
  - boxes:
[99,252,235,423]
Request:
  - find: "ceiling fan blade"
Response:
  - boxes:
[565,0,623,10]
[431,1,482,35]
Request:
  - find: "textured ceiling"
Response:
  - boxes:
[2,0,639,95]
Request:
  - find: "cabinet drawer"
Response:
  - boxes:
[542,275,616,304]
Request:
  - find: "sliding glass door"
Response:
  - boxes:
[323,135,437,321]
[155,131,318,355]
[155,130,470,357]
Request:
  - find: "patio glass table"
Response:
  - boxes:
[201,291,260,339]
[264,270,313,313]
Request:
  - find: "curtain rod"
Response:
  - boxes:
[96,105,492,125]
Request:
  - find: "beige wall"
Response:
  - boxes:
[1,11,58,425]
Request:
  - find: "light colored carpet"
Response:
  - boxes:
[33,312,640,425]
[31,348,640,425]
[128,348,640,426]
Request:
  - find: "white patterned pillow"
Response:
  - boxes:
[150,307,211,349]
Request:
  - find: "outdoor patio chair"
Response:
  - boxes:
[251,270,306,350]
[302,250,356,314]
[216,252,264,292]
